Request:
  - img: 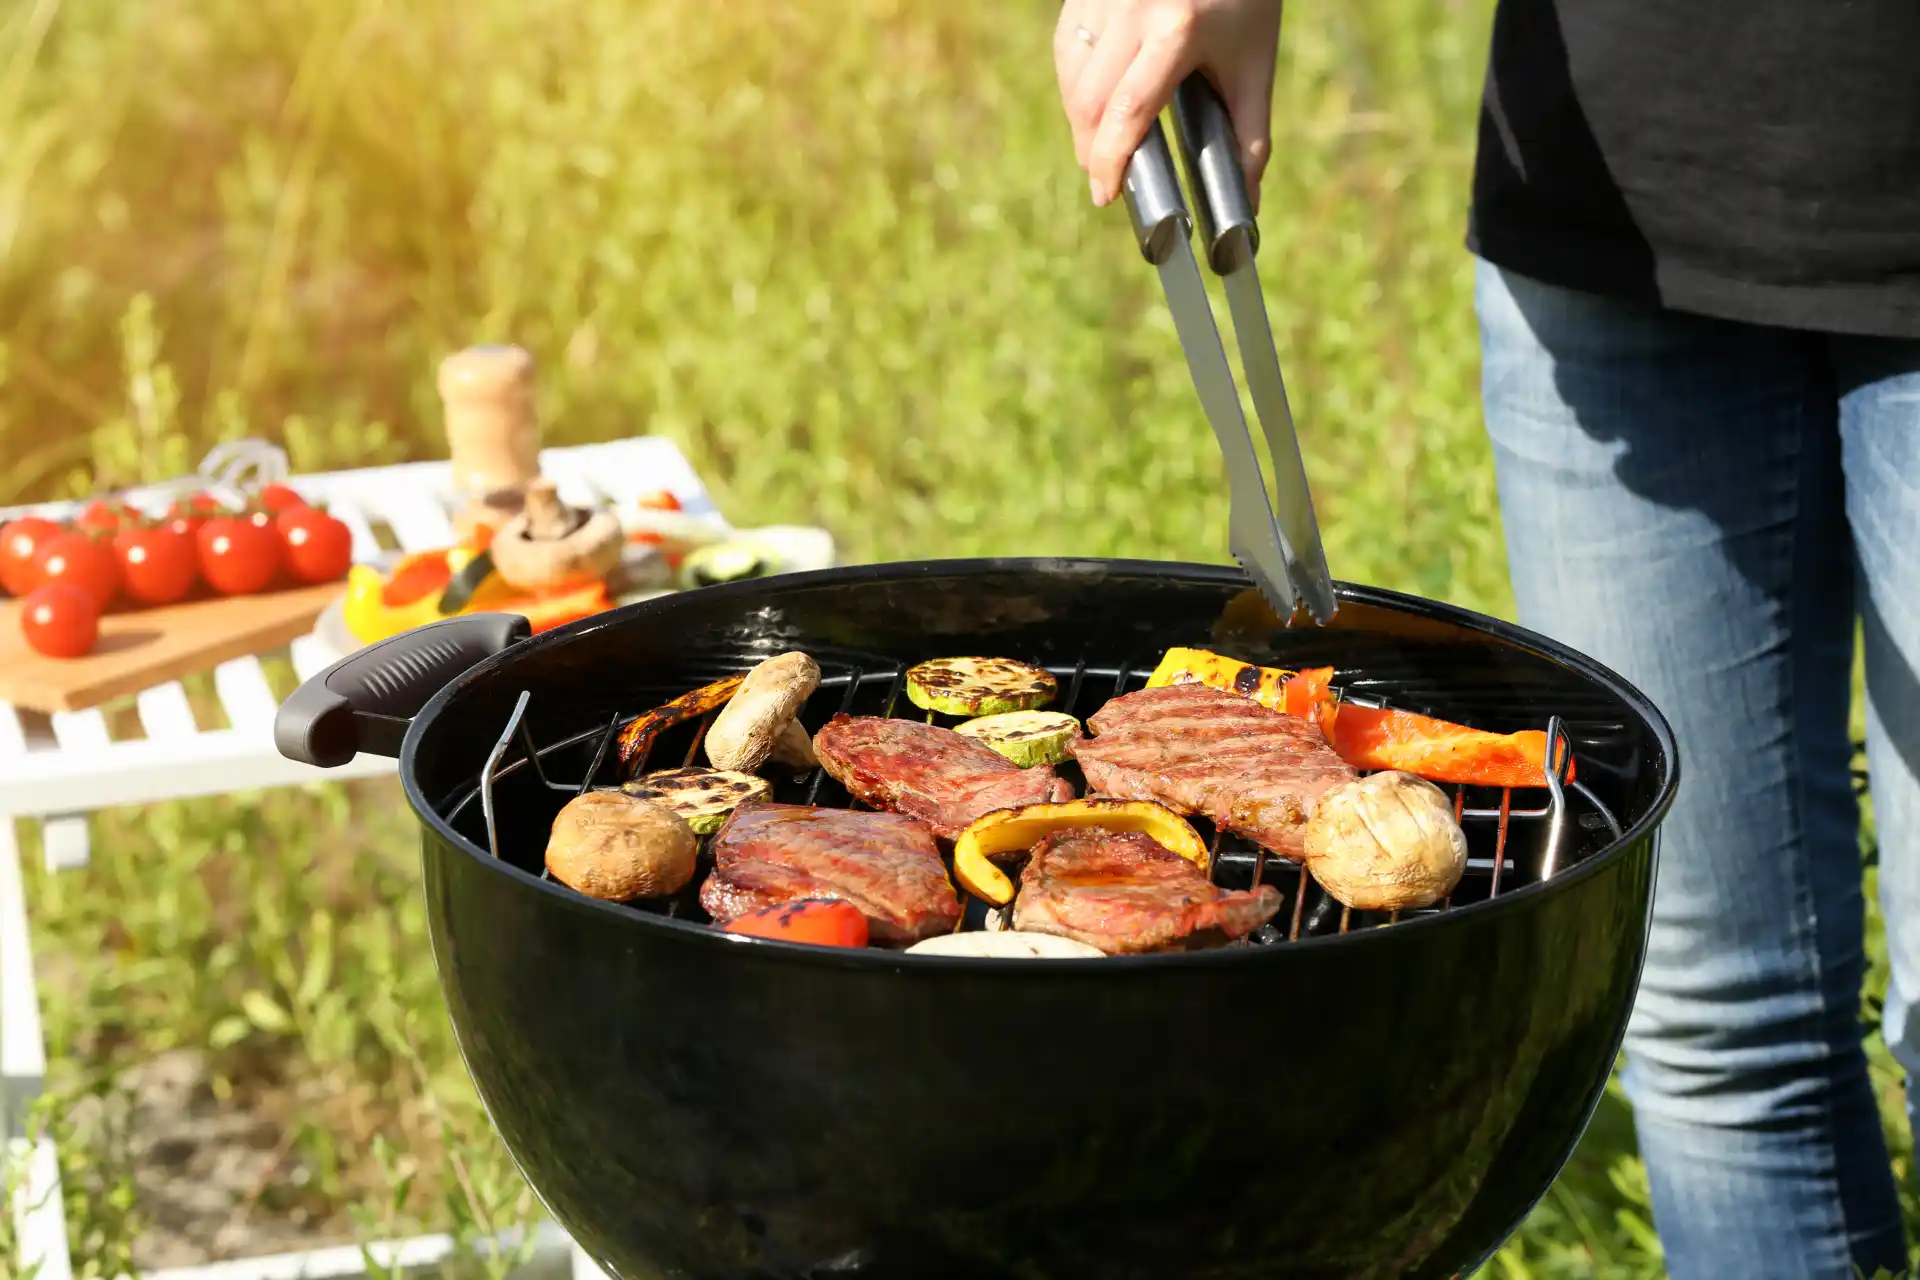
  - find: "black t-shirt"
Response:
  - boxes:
[1467,1,1920,339]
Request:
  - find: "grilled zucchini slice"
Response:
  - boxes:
[616,767,772,834]
[904,657,1057,717]
[680,539,770,589]
[953,710,1081,767]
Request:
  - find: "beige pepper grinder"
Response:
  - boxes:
[437,344,543,539]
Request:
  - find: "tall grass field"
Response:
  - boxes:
[0,1,1907,1276]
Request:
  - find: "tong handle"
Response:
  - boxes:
[1170,74,1259,274]
[1121,118,1192,266]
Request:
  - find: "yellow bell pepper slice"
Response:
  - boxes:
[341,544,486,645]
[1145,646,1301,714]
[950,798,1210,906]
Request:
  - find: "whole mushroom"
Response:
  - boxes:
[545,790,698,902]
[1301,771,1469,912]
[489,478,624,594]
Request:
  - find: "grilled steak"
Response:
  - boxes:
[813,715,1075,839]
[700,803,961,946]
[1070,684,1357,858]
[1012,827,1283,954]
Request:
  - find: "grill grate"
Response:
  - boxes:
[451,651,1620,945]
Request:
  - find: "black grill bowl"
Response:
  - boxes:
[276,558,1678,1280]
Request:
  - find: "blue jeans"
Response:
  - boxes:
[1476,259,1920,1280]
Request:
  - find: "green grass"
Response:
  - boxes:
[0,1,1907,1276]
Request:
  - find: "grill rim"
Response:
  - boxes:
[396,556,1680,969]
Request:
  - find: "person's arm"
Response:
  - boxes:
[1053,0,1284,209]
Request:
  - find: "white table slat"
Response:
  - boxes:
[47,709,112,754]
[137,682,202,742]
[12,709,56,754]
[0,705,27,759]
[39,817,90,873]
[552,442,703,512]
[323,496,385,565]
[357,481,455,553]
[291,633,339,682]
[213,658,280,734]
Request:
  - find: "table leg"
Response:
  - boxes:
[1,815,73,1280]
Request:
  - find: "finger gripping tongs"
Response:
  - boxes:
[1122,73,1338,626]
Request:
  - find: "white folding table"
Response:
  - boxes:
[2,437,723,1280]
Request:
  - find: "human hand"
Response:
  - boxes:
[1053,0,1284,210]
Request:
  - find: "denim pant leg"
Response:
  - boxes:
[1836,340,1920,1157]
[1475,260,1906,1280]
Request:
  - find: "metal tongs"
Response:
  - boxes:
[1121,73,1337,625]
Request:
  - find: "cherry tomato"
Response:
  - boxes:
[719,899,870,948]
[112,523,199,606]
[19,582,99,659]
[626,490,684,547]
[257,483,307,514]
[163,492,225,540]
[32,531,119,611]
[196,515,282,595]
[74,498,128,536]
[276,507,352,584]
[0,516,64,596]
[159,510,202,545]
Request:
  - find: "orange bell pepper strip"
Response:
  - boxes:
[1279,664,1340,742]
[1277,665,1574,789]
[510,580,612,634]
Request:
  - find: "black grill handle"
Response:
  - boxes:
[274,613,531,768]
[1169,72,1259,274]
[1121,117,1192,266]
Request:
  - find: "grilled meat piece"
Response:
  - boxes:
[812,715,1075,840]
[1012,827,1283,954]
[700,803,961,947]
[1070,684,1358,859]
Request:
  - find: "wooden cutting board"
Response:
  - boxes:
[0,581,344,714]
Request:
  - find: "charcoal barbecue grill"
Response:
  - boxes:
[275,558,1677,1280]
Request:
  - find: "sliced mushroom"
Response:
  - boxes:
[905,931,1105,959]
[705,651,821,773]
[490,478,624,593]
[545,790,698,902]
